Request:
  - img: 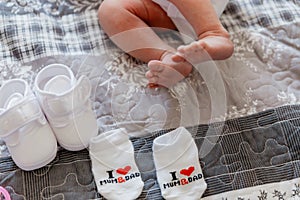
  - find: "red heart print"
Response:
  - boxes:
[180,166,195,176]
[116,166,131,175]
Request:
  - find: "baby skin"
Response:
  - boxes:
[98,0,234,88]
[147,36,234,88]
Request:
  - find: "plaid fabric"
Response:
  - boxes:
[222,0,300,32]
[0,12,107,63]
[0,0,299,63]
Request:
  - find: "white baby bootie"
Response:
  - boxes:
[0,79,57,171]
[34,64,98,151]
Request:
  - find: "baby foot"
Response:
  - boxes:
[173,36,234,65]
[145,51,193,88]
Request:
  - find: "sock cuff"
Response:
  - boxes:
[89,128,129,153]
[153,127,192,150]
[153,127,195,164]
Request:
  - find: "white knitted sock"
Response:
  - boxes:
[153,127,207,199]
[89,128,144,200]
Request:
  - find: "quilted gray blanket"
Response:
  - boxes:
[0,0,300,199]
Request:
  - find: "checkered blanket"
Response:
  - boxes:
[0,0,299,63]
[0,0,300,199]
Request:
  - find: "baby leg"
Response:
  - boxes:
[169,0,234,64]
[174,36,234,65]
[99,0,195,88]
[98,0,176,62]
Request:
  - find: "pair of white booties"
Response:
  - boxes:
[0,64,98,171]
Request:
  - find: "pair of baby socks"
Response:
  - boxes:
[89,127,207,200]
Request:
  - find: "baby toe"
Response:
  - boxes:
[148,61,164,72]
[145,71,154,78]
